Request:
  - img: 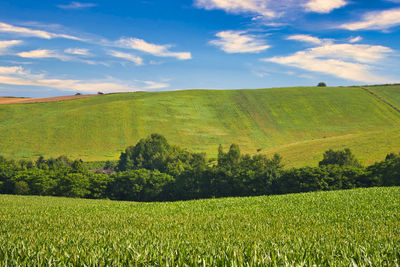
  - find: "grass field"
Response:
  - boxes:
[0,187,399,265]
[368,85,400,108]
[0,86,399,167]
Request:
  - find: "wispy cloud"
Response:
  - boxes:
[0,66,25,74]
[0,22,83,40]
[16,49,105,66]
[305,44,392,63]
[303,0,347,14]
[349,36,362,43]
[108,50,144,65]
[340,8,400,31]
[0,40,22,49]
[210,30,270,53]
[0,40,22,55]
[194,0,347,19]
[58,2,97,9]
[287,34,323,45]
[263,36,393,83]
[0,66,169,93]
[195,0,277,18]
[17,49,71,61]
[64,48,90,56]
[116,38,191,60]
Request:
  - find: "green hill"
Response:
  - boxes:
[1,187,399,265]
[0,86,399,166]
[367,85,400,108]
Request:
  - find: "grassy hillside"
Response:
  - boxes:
[1,187,399,265]
[367,85,400,108]
[0,86,399,166]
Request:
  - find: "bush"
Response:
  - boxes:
[14,181,30,195]
[319,148,361,167]
[110,169,175,201]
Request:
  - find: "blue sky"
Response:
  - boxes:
[0,0,399,97]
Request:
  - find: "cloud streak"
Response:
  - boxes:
[264,37,393,83]
[0,40,22,55]
[194,0,347,19]
[340,8,400,31]
[58,2,97,9]
[210,30,270,53]
[304,0,347,14]
[116,38,191,60]
[0,66,169,93]
[195,0,276,17]
[0,66,25,75]
[0,22,83,40]
[287,34,323,45]
[108,50,144,65]
[16,49,107,66]
[64,48,90,56]
[17,49,71,61]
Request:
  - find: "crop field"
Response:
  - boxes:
[0,86,400,167]
[0,95,96,105]
[0,187,399,265]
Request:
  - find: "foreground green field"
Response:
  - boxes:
[1,86,399,167]
[0,187,399,265]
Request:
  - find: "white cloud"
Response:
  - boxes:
[0,40,22,49]
[116,38,191,60]
[0,66,24,74]
[64,48,90,56]
[307,44,392,63]
[58,2,97,9]
[340,8,400,30]
[0,66,169,93]
[142,81,170,90]
[210,30,270,53]
[0,40,22,55]
[194,0,346,18]
[287,34,323,45]
[195,0,276,17]
[349,36,362,43]
[304,0,347,13]
[16,49,107,66]
[108,50,144,66]
[17,49,71,61]
[0,22,82,40]
[263,38,393,83]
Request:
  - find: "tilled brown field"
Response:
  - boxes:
[0,95,97,104]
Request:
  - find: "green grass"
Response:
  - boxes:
[367,85,400,108]
[1,86,400,167]
[0,187,399,265]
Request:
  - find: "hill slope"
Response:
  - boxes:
[1,187,399,265]
[0,86,399,166]
[367,85,400,109]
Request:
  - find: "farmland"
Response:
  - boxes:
[0,86,400,167]
[0,187,399,265]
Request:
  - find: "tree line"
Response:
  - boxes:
[1,134,399,201]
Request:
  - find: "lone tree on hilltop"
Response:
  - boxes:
[317,82,327,87]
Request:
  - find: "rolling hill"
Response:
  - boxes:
[0,85,399,167]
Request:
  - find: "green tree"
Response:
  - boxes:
[117,134,172,172]
[110,169,174,201]
[319,148,361,167]
[368,153,400,186]
[55,173,90,198]
[14,181,30,195]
